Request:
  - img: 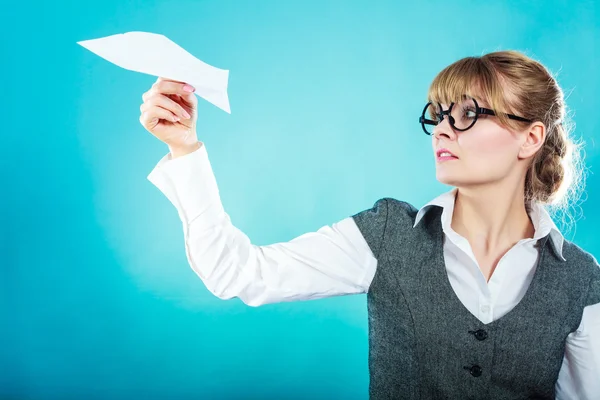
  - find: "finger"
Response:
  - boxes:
[140,106,180,127]
[169,91,197,114]
[142,93,191,119]
[142,83,195,102]
[139,110,162,130]
[142,88,197,114]
[153,79,196,96]
[167,93,182,105]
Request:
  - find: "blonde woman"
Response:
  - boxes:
[140,51,599,399]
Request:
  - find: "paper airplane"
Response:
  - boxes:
[77,31,231,113]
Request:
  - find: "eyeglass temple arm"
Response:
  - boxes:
[478,107,532,123]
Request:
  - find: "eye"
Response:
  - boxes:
[463,107,477,119]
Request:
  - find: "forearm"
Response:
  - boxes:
[169,141,202,159]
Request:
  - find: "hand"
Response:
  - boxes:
[139,77,199,148]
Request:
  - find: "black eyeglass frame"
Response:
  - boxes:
[418,96,534,135]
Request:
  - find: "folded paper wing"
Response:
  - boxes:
[77,31,231,113]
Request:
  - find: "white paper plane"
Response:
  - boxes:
[77,31,231,113]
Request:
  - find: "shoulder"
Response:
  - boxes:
[562,239,600,306]
[350,198,420,258]
[385,197,420,215]
[562,239,600,272]
[351,197,419,224]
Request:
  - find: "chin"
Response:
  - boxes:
[436,169,457,185]
[435,170,470,187]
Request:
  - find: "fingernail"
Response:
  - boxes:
[182,110,191,119]
[183,85,195,92]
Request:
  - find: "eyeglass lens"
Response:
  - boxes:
[423,97,478,134]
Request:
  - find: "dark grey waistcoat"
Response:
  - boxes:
[351,198,600,400]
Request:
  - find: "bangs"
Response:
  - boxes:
[427,56,516,127]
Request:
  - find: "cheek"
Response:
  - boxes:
[461,126,517,164]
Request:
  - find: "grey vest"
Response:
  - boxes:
[352,198,600,400]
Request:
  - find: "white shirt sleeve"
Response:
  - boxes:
[146,142,378,307]
[555,302,600,399]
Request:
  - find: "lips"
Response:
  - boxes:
[436,148,458,158]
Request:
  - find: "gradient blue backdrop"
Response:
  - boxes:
[3,1,599,399]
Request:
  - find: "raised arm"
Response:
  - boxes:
[139,76,388,307]
[147,142,379,306]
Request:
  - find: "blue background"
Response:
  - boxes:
[3,1,598,399]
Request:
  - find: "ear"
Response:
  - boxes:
[518,122,546,160]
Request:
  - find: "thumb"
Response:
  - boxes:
[180,91,198,111]
[168,92,198,120]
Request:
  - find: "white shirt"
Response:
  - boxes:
[147,141,600,399]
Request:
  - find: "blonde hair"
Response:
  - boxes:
[427,50,586,229]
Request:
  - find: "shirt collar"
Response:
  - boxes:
[413,188,565,261]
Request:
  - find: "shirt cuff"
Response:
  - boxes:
[146,141,224,226]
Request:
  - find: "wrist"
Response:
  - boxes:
[168,141,201,159]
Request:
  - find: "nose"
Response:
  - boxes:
[432,114,456,140]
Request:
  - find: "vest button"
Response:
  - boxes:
[474,329,488,341]
[469,365,482,377]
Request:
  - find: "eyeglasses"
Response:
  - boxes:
[418,96,533,135]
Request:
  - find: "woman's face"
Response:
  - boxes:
[431,98,525,188]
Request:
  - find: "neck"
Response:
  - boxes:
[451,180,535,253]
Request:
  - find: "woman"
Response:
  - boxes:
[140,50,599,399]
